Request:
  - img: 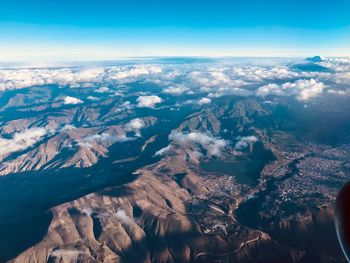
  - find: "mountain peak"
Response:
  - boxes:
[306,56,326,62]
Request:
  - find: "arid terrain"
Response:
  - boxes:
[0,57,350,263]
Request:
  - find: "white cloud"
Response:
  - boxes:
[327,89,346,95]
[162,85,189,95]
[319,57,350,72]
[94,86,109,93]
[136,95,163,108]
[154,145,171,156]
[77,132,131,148]
[207,88,253,98]
[63,96,83,105]
[235,136,258,150]
[110,65,162,80]
[126,118,144,130]
[169,131,228,157]
[0,67,108,92]
[257,79,325,101]
[87,95,99,101]
[198,97,212,105]
[332,72,350,84]
[185,68,257,98]
[188,70,247,89]
[125,118,144,137]
[0,65,162,92]
[256,83,283,97]
[114,209,134,226]
[292,79,325,101]
[0,127,48,157]
[61,124,76,132]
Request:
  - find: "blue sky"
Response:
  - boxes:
[0,0,349,60]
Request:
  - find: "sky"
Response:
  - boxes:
[0,0,349,61]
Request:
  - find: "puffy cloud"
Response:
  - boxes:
[319,57,350,72]
[126,118,144,130]
[332,72,350,84]
[169,131,228,157]
[257,79,325,101]
[136,95,163,108]
[198,97,212,105]
[292,79,325,101]
[0,67,107,91]
[162,85,189,95]
[256,83,284,97]
[0,65,162,92]
[232,66,293,83]
[154,145,171,156]
[94,86,109,93]
[185,68,257,98]
[207,87,253,98]
[110,65,162,80]
[0,127,48,157]
[125,118,144,137]
[63,96,83,105]
[61,124,76,132]
[188,70,247,88]
[235,136,258,150]
[87,95,99,101]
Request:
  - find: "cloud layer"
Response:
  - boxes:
[0,57,349,107]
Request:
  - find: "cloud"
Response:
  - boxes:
[188,70,247,89]
[136,95,163,108]
[154,145,171,156]
[319,57,350,72]
[169,131,228,157]
[114,209,134,226]
[94,86,109,93]
[185,68,257,98]
[126,118,144,130]
[198,97,212,105]
[235,136,258,150]
[207,88,253,98]
[0,65,162,92]
[77,132,131,148]
[125,118,144,137]
[0,67,107,91]
[63,96,83,105]
[87,95,99,101]
[257,79,325,101]
[61,124,76,131]
[0,127,48,157]
[332,72,350,84]
[256,83,284,97]
[327,89,347,95]
[162,85,189,95]
[110,65,162,80]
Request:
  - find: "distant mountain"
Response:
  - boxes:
[305,55,326,62]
